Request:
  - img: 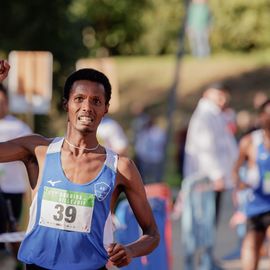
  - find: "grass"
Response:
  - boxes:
[111,50,270,129]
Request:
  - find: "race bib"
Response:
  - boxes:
[263,171,270,194]
[39,187,95,232]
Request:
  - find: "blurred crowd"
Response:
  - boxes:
[173,85,270,270]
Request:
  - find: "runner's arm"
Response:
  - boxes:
[0,134,51,189]
[108,157,160,267]
[233,134,251,190]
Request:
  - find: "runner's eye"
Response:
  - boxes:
[93,98,102,105]
[74,96,84,102]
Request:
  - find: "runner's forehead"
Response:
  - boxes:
[71,80,105,93]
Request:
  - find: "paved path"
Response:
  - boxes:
[172,190,270,270]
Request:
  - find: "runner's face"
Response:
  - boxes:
[66,80,109,134]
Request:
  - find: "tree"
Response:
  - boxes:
[68,0,149,56]
[210,0,270,51]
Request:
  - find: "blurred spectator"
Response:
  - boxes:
[186,0,212,57]
[0,83,32,227]
[97,116,128,156]
[130,102,150,145]
[130,102,150,171]
[236,110,254,139]
[134,116,166,184]
[0,83,32,267]
[184,82,238,224]
[236,91,268,139]
[233,100,270,270]
[253,91,268,111]
[251,91,268,131]
[225,92,268,261]
[181,82,238,269]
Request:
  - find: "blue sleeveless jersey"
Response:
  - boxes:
[18,137,118,270]
[245,142,270,217]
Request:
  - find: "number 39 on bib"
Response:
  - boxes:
[39,187,95,232]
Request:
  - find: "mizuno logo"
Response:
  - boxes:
[47,180,62,186]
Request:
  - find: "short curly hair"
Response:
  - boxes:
[63,68,111,105]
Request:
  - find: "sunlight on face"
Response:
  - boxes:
[67,80,109,134]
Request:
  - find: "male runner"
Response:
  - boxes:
[0,60,159,270]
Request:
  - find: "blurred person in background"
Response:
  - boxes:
[0,82,32,270]
[225,92,269,261]
[186,0,212,58]
[130,102,150,145]
[0,83,32,228]
[235,91,268,141]
[134,115,166,184]
[0,60,159,270]
[235,110,255,140]
[251,91,268,132]
[253,91,268,111]
[184,82,238,225]
[97,116,128,156]
[180,82,238,269]
[130,102,150,172]
[233,99,270,270]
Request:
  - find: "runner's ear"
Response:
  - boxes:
[104,103,109,115]
[62,98,68,112]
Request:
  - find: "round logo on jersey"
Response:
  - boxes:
[94,182,111,201]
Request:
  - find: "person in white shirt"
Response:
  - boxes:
[0,83,32,225]
[0,83,32,268]
[184,82,238,223]
[97,116,128,156]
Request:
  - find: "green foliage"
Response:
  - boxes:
[209,0,270,51]
[69,0,149,56]
[1,0,270,59]
[136,0,184,55]
[68,0,184,56]
[0,0,84,62]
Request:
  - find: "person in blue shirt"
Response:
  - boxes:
[0,60,160,270]
[234,99,270,270]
